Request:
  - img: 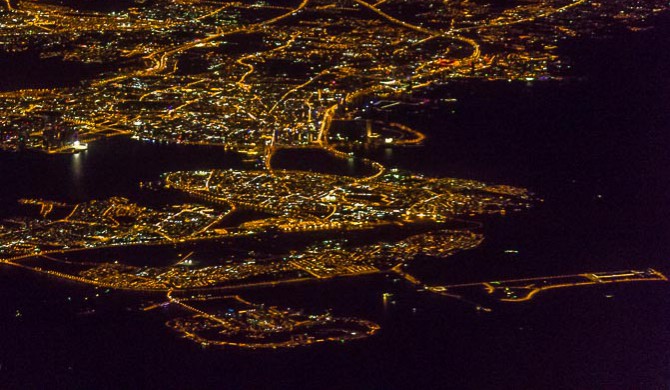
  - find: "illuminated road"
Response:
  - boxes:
[425,269,669,302]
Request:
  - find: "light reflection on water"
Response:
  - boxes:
[70,151,83,177]
[384,147,393,160]
[347,156,355,173]
[69,150,86,199]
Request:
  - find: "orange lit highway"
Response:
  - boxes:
[425,269,669,303]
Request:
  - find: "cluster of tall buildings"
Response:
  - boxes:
[0,112,79,151]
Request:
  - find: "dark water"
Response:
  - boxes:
[40,0,152,12]
[1,15,670,390]
[0,50,129,91]
[0,138,245,217]
[271,147,376,177]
